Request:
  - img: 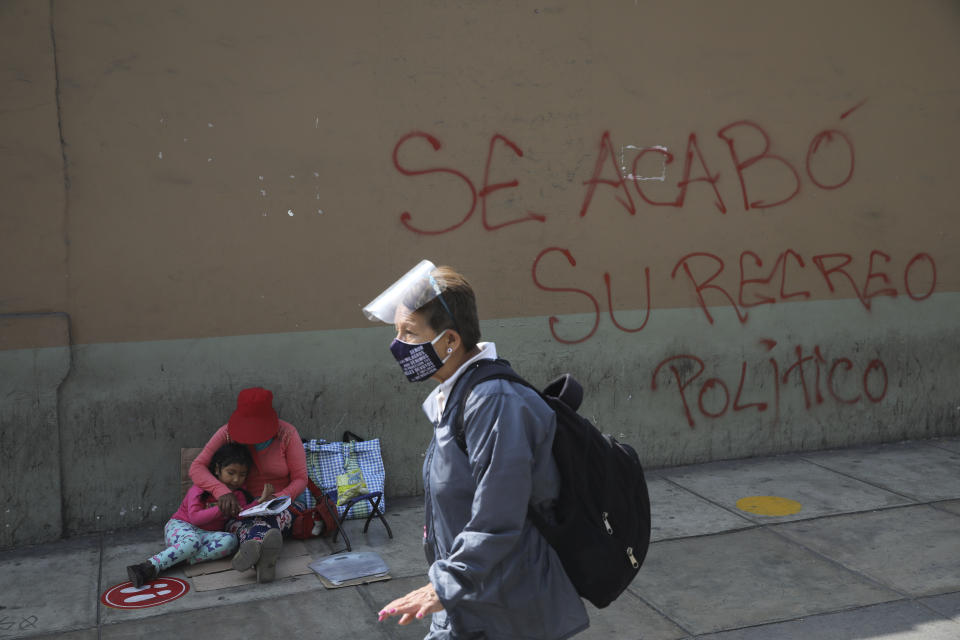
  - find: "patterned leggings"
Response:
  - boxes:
[226,504,300,544]
[148,518,238,572]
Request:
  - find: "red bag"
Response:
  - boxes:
[291,479,338,539]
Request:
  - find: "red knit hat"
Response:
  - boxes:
[228,387,279,444]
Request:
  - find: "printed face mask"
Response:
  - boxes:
[390,330,450,382]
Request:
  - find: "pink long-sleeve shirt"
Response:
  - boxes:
[171,485,255,531]
[189,420,308,501]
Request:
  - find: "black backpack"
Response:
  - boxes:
[449,358,651,609]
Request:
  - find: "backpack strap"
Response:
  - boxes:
[542,373,584,412]
[446,358,538,455]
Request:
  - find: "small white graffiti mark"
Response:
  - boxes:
[620,144,669,182]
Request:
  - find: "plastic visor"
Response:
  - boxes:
[362,259,442,324]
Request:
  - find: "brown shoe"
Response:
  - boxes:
[231,539,261,572]
[126,561,157,588]
[256,529,283,583]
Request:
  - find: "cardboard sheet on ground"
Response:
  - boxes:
[183,540,313,591]
[309,551,390,589]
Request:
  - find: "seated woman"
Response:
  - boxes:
[189,386,308,583]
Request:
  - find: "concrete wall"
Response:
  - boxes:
[2,0,958,548]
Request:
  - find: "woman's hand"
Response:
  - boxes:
[217,492,240,518]
[378,583,443,625]
[258,483,275,503]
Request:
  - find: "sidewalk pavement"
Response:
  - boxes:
[2,436,959,640]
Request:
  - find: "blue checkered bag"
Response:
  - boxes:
[300,436,385,520]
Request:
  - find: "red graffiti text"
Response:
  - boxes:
[651,340,888,428]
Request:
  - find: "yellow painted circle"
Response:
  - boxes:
[736,495,802,516]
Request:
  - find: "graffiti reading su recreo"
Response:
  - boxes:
[391,101,935,424]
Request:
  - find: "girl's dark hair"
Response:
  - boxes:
[208,442,253,475]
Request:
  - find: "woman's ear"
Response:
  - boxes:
[444,329,462,354]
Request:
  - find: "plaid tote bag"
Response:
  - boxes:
[300,436,386,520]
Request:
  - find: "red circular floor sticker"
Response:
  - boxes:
[101,578,190,609]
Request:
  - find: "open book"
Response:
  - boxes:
[238,495,292,518]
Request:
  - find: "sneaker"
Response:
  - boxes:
[256,528,283,583]
[126,562,157,588]
[231,539,261,572]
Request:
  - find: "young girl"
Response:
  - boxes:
[126,442,272,587]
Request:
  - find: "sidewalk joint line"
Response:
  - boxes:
[356,583,402,639]
[797,455,921,502]
[764,523,912,600]
[624,587,697,637]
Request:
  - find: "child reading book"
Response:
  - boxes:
[126,443,272,587]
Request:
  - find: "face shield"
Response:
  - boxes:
[362,259,445,325]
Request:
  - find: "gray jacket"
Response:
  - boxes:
[421,357,589,639]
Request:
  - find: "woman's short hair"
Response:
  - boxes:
[417,266,481,351]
